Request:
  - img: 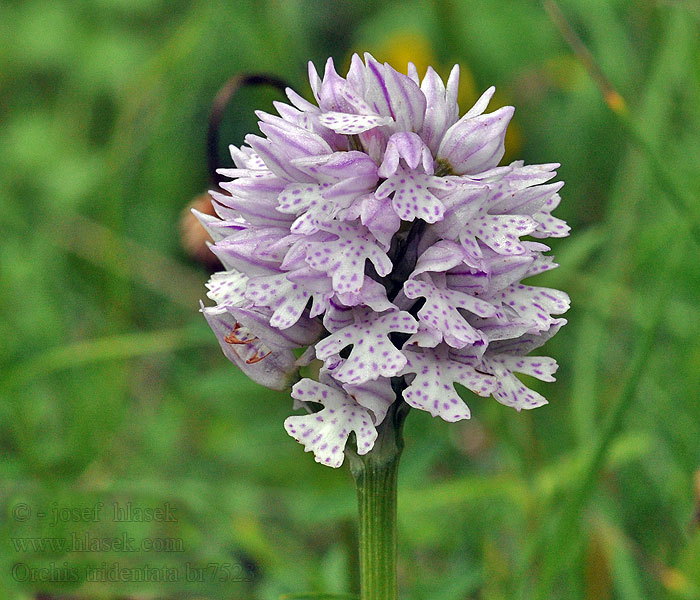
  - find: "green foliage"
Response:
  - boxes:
[1,1,700,599]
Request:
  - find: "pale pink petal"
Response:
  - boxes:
[285,379,377,467]
[437,105,514,175]
[401,346,496,421]
[315,308,418,384]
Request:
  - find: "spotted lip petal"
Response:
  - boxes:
[400,346,496,421]
[246,272,322,330]
[404,276,497,348]
[451,320,563,411]
[285,379,378,467]
[319,112,394,135]
[200,53,570,466]
[488,284,570,334]
[482,353,558,411]
[304,219,392,294]
[375,167,452,223]
[315,308,418,384]
[205,270,250,308]
[463,214,538,255]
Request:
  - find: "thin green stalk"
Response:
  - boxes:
[347,402,407,600]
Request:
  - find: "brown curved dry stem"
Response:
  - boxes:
[207,73,291,184]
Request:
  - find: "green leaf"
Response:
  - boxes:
[2,322,213,389]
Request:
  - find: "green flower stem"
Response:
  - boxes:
[347,402,407,600]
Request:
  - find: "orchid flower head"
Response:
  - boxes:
[200,54,570,467]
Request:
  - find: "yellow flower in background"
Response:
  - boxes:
[545,54,586,92]
[495,89,523,163]
[357,30,437,80]
[351,29,523,161]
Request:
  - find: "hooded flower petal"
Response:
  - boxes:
[353,53,427,133]
[378,132,434,178]
[437,103,514,175]
[411,240,469,278]
[419,65,460,153]
[292,151,379,203]
[202,304,298,390]
[343,376,395,426]
[228,305,322,349]
[354,194,401,249]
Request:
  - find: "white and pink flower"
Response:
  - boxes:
[199,54,570,467]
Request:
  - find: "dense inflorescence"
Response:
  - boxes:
[199,54,570,467]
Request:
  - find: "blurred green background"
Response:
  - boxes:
[2,0,700,598]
